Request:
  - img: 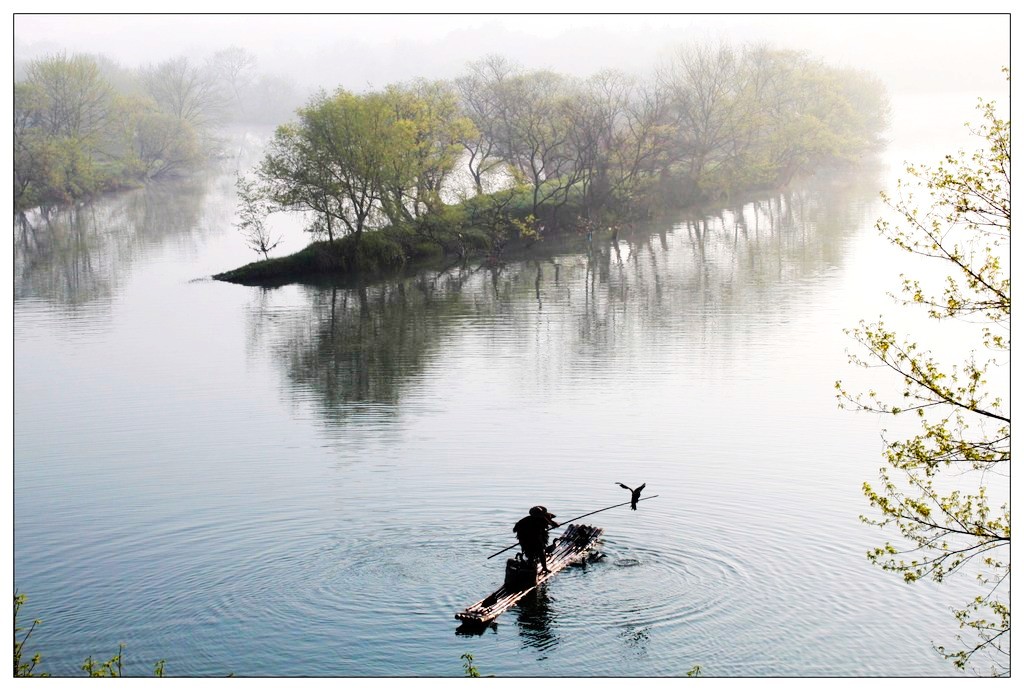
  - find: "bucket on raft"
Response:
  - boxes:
[504,553,540,588]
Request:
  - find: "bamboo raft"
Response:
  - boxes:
[455,524,604,626]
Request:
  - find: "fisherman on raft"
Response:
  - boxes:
[513,506,559,573]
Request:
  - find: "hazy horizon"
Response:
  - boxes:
[13,14,1010,97]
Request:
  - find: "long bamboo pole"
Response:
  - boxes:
[485,494,659,560]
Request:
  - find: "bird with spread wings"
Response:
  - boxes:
[615,482,646,510]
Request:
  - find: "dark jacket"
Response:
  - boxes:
[513,513,558,551]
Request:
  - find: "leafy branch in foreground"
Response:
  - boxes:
[14,593,49,677]
[837,80,1009,676]
[461,652,482,677]
[14,591,169,678]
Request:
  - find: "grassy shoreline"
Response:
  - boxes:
[212,177,801,287]
[213,182,585,285]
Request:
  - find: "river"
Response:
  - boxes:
[13,93,1000,677]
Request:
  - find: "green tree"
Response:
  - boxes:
[492,69,590,218]
[254,89,391,243]
[108,93,202,179]
[379,80,477,222]
[837,90,1009,675]
[249,86,473,246]
[657,43,889,199]
[760,58,887,186]
[24,53,113,141]
[142,56,225,129]
[455,55,518,195]
[17,53,116,206]
[659,42,747,198]
[14,51,224,210]
[14,82,57,208]
[565,70,675,218]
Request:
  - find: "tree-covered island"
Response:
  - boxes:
[213,44,889,285]
[14,48,300,212]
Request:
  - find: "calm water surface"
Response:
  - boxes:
[14,97,994,677]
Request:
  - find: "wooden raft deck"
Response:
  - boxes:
[455,524,603,626]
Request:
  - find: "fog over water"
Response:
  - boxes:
[13,13,1009,97]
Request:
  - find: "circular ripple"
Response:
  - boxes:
[565,540,744,631]
[541,507,774,658]
[198,517,499,642]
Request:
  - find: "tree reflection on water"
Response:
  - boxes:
[14,178,209,307]
[253,169,880,426]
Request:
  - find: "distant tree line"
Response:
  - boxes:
[14,47,302,211]
[236,43,889,269]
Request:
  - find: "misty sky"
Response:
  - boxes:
[13,13,1010,97]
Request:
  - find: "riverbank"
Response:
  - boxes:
[213,182,586,285]
[212,174,820,287]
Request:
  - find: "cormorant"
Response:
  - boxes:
[616,482,646,510]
